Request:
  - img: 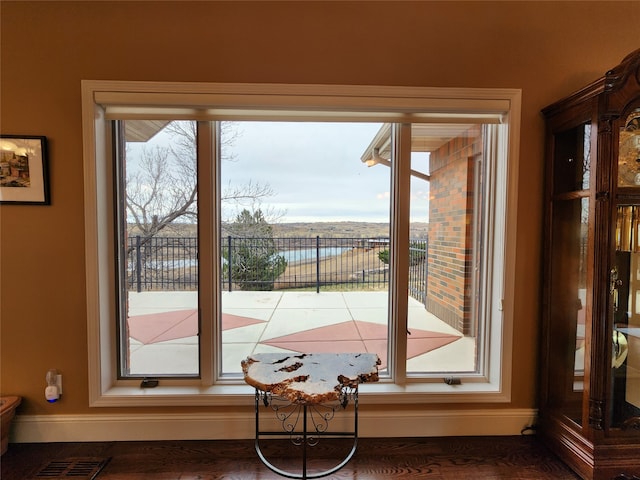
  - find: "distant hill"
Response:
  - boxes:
[270,221,429,239]
[132,221,429,239]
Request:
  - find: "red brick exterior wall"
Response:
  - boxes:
[426,125,483,335]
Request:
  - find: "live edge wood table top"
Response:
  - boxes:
[241,352,381,404]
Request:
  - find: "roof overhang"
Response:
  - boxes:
[359,123,477,162]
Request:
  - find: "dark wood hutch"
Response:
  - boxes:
[540,49,640,479]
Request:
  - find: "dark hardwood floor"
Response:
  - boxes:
[1,436,580,479]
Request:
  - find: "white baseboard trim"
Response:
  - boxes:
[11,408,537,443]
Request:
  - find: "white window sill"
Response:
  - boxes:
[90,380,510,407]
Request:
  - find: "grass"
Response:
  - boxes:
[273,246,388,289]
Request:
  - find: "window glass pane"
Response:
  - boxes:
[407,124,485,375]
[218,121,390,376]
[116,120,200,377]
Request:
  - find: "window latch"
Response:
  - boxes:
[444,376,462,385]
[140,377,159,388]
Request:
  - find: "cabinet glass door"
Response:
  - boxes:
[548,122,591,426]
[618,110,640,187]
[613,109,640,431]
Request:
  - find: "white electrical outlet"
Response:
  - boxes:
[45,369,61,403]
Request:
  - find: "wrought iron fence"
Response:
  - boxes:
[127,235,198,292]
[127,235,428,304]
[408,239,429,304]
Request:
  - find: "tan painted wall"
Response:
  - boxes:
[1,1,639,419]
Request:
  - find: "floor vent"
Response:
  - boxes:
[33,457,110,479]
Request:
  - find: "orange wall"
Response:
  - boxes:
[1,1,639,417]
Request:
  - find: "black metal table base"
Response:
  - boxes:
[254,387,359,479]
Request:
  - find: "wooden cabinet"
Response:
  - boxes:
[540,49,640,480]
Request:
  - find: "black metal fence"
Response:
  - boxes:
[127,235,428,304]
[408,239,429,304]
[127,235,199,293]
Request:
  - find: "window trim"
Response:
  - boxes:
[82,80,520,407]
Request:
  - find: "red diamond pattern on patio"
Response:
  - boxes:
[127,309,462,370]
[128,310,265,344]
[261,320,461,369]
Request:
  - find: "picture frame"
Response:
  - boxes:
[0,135,50,205]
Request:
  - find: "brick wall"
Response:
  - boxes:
[426,125,483,335]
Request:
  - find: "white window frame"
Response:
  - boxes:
[81,80,520,407]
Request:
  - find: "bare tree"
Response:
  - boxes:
[125,120,279,242]
[126,144,197,238]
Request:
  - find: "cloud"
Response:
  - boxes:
[223,121,391,222]
[128,120,430,224]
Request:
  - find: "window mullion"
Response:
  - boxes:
[196,121,216,384]
[389,123,412,383]
[113,121,130,376]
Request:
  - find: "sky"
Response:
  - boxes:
[223,121,430,223]
[128,121,430,224]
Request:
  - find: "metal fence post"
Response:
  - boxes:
[227,236,232,292]
[135,235,142,293]
[424,236,429,307]
[316,235,320,293]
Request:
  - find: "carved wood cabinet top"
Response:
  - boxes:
[241,352,381,404]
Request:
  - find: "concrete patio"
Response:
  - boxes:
[127,291,475,376]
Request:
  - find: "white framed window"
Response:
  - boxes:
[82,81,520,406]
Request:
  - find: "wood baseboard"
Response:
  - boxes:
[11,408,537,443]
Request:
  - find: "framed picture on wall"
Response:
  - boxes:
[0,135,50,205]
